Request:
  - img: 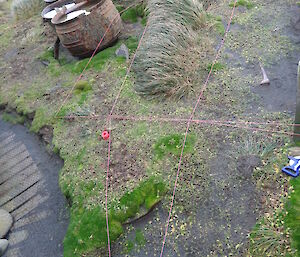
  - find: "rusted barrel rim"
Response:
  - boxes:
[51,1,90,24]
[41,0,75,19]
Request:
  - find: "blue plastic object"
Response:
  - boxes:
[282,156,300,177]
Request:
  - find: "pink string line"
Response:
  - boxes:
[107,24,149,122]
[60,114,300,137]
[60,113,300,127]
[104,23,149,257]
[105,135,112,257]
[110,115,300,137]
[209,122,300,137]
[159,1,238,256]
[110,114,299,127]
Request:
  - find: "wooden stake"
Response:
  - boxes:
[294,61,300,142]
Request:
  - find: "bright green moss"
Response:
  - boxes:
[63,207,123,257]
[207,62,226,72]
[74,80,92,93]
[229,0,255,9]
[154,133,196,159]
[121,8,138,23]
[63,177,166,256]
[30,107,53,133]
[64,37,137,74]
[121,4,147,23]
[215,21,225,36]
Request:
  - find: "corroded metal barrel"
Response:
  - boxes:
[52,0,122,58]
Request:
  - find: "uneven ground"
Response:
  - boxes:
[0,0,299,256]
[0,119,69,257]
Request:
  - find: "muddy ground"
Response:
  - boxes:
[0,0,299,256]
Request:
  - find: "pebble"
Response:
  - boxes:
[0,239,8,256]
[115,44,129,61]
[0,209,13,238]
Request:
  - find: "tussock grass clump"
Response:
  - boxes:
[134,0,213,98]
[11,0,43,20]
[249,213,295,256]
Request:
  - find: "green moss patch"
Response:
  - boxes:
[2,112,25,124]
[38,37,138,77]
[65,37,138,74]
[285,177,300,254]
[154,133,196,159]
[112,177,167,222]
[64,206,123,257]
[207,62,226,72]
[229,0,255,9]
[121,3,147,23]
[64,177,166,256]
[30,107,53,133]
[74,80,92,94]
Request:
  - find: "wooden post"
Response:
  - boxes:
[294,61,300,143]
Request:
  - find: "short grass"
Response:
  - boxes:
[285,175,300,255]
[229,0,255,9]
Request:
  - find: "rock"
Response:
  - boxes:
[288,147,300,157]
[0,209,13,238]
[0,239,8,256]
[115,44,129,61]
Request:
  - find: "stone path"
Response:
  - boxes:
[0,120,69,257]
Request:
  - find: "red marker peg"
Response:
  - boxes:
[102,130,110,140]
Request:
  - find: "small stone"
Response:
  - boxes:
[0,209,13,238]
[115,44,129,61]
[0,239,8,256]
[41,60,50,66]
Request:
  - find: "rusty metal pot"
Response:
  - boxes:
[51,0,122,58]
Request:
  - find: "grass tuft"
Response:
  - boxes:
[285,177,300,254]
[11,0,44,20]
[207,62,226,72]
[2,112,25,124]
[134,0,211,98]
